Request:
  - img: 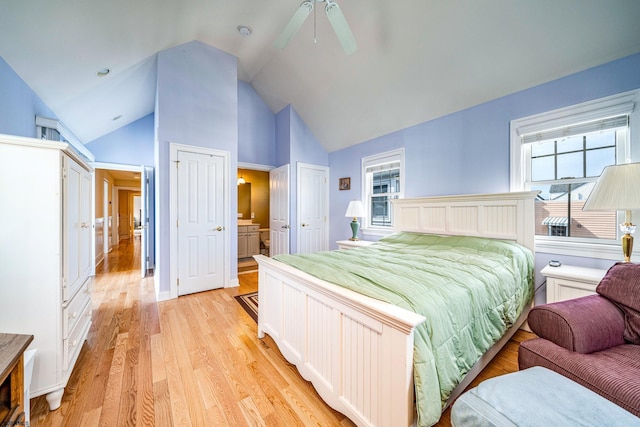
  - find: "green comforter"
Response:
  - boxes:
[274,232,534,426]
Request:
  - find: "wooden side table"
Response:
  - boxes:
[0,333,33,426]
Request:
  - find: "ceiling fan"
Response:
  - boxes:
[274,0,358,55]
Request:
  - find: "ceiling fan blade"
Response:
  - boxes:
[274,1,314,50]
[325,1,358,55]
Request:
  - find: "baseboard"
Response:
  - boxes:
[157,290,172,301]
[227,278,240,288]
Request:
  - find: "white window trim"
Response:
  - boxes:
[510,89,640,261]
[361,148,405,236]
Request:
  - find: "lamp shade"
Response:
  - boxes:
[345,200,365,218]
[583,163,640,211]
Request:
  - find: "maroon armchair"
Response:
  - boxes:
[519,263,640,417]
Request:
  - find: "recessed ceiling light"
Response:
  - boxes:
[112,115,122,121]
[237,25,252,37]
[97,68,111,77]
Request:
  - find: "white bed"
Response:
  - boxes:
[254,191,538,426]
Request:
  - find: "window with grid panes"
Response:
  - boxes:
[362,149,404,231]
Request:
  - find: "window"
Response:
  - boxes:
[362,149,404,232]
[529,122,624,240]
[511,90,640,260]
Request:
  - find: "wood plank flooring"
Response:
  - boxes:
[29,238,534,426]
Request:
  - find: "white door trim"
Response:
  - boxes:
[238,162,275,172]
[103,179,109,255]
[91,162,146,276]
[170,142,230,299]
[140,168,147,278]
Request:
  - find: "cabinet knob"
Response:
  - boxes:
[70,311,78,319]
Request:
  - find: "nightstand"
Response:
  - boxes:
[336,240,375,250]
[541,264,607,304]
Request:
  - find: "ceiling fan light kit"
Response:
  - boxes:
[274,0,358,55]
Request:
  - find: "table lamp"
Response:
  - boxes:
[345,200,365,241]
[583,162,640,262]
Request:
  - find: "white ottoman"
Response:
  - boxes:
[451,367,640,427]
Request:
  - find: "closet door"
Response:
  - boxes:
[63,155,90,301]
[79,168,92,281]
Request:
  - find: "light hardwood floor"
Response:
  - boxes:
[29,237,534,426]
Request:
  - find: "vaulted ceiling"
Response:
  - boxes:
[1,1,639,152]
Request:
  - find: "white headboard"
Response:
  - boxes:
[392,191,539,253]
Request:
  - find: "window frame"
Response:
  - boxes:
[361,148,405,236]
[510,89,640,261]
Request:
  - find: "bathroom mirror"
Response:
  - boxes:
[238,182,251,219]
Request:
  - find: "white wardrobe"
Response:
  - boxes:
[0,134,93,410]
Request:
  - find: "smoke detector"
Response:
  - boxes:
[237,25,252,37]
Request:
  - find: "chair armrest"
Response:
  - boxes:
[528,294,625,354]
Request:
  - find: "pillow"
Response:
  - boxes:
[596,262,640,344]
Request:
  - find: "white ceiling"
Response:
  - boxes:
[1,1,639,152]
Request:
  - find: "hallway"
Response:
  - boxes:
[95,236,141,274]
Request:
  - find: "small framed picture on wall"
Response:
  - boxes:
[339,177,350,190]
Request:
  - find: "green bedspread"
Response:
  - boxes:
[274,232,534,426]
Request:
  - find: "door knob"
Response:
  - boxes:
[301,223,309,227]
[281,225,290,229]
[215,226,224,231]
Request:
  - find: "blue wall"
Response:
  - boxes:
[290,106,329,167]
[329,52,640,290]
[275,106,292,166]
[238,81,276,166]
[155,40,238,294]
[86,113,155,166]
[0,56,57,138]
[275,104,329,253]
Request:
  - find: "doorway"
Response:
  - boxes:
[93,163,154,278]
[237,166,272,274]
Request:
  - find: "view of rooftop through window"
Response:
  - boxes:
[530,128,619,239]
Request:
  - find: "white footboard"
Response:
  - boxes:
[255,255,426,427]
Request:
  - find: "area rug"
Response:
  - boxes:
[234,291,258,323]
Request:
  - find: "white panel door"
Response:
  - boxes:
[177,151,225,295]
[297,163,329,254]
[269,164,290,257]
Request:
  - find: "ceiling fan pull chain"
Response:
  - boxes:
[313,0,317,44]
